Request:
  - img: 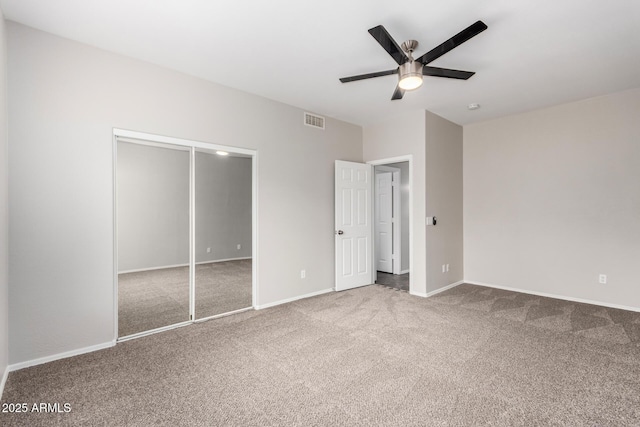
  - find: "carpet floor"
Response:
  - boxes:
[2,283,639,426]
[118,259,252,337]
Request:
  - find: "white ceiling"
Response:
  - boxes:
[2,0,640,126]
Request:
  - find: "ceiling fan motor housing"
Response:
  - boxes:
[401,39,419,55]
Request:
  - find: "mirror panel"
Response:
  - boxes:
[117,141,190,337]
[195,150,252,319]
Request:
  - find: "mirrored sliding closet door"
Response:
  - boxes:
[115,132,255,340]
[194,149,253,320]
[117,141,190,337]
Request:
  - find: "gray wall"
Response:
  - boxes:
[464,88,640,309]
[195,152,252,263]
[363,110,427,296]
[0,9,8,389]
[385,161,410,273]
[7,22,362,365]
[117,142,190,272]
[425,111,464,293]
[364,110,464,295]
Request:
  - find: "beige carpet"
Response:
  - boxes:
[118,259,252,337]
[2,283,640,426]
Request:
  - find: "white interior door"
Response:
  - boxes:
[375,172,393,273]
[335,160,373,291]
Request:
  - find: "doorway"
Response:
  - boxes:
[373,161,410,292]
[334,157,412,294]
[374,166,400,274]
[113,129,257,341]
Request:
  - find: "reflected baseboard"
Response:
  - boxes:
[196,257,251,266]
[118,257,252,274]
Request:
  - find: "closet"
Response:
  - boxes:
[114,130,255,340]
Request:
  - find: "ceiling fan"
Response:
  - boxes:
[339,20,488,100]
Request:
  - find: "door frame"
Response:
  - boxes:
[112,128,258,342]
[374,166,401,275]
[367,156,412,292]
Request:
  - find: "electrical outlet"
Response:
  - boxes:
[237,244,241,250]
[301,270,306,279]
[446,264,450,272]
[599,274,607,284]
[206,247,211,253]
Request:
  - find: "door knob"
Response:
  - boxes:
[336,230,344,235]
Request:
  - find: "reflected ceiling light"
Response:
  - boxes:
[216,151,229,156]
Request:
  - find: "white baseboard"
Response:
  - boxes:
[256,288,333,310]
[399,269,410,275]
[0,366,8,399]
[426,280,464,297]
[119,257,252,274]
[465,280,640,313]
[409,290,428,298]
[8,341,116,372]
[410,280,464,298]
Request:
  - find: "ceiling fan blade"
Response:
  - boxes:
[391,85,405,100]
[368,25,409,65]
[422,66,475,80]
[417,20,488,65]
[339,69,398,83]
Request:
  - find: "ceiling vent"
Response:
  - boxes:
[304,112,325,130]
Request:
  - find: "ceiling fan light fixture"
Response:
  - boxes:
[398,61,423,91]
[339,21,487,100]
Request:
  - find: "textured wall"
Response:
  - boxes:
[363,111,427,295]
[364,110,464,295]
[0,9,9,389]
[425,111,464,293]
[464,88,640,309]
[7,23,362,365]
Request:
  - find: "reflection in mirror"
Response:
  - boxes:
[117,141,190,337]
[195,150,252,319]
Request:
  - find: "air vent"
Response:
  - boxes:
[304,112,325,130]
